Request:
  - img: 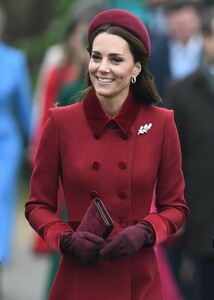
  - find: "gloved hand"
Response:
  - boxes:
[100,223,154,261]
[60,231,105,265]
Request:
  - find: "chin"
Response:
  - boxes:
[94,88,112,98]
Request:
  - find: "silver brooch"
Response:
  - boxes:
[137,123,152,135]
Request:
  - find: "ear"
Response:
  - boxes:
[133,62,142,78]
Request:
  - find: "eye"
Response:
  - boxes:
[91,53,101,61]
[111,56,123,64]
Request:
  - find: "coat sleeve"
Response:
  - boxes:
[143,110,189,244]
[25,108,72,252]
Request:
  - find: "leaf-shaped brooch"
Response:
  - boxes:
[137,123,152,135]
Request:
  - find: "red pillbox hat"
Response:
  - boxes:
[88,9,151,58]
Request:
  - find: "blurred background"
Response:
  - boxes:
[1,0,214,299]
[1,0,81,84]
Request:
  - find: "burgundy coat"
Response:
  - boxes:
[25,90,189,300]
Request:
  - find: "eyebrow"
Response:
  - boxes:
[92,50,125,56]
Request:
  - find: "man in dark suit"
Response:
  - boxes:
[149,0,203,98]
[165,6,214,300]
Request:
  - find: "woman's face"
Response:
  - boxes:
[88,32,141,104]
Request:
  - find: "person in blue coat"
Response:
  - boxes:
[0,5,32,268]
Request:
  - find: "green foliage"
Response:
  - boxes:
[13,0,76,88]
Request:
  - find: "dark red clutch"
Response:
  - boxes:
[77,197,114,240]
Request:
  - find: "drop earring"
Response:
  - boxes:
[131,77,136,84]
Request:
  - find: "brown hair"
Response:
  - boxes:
[82,24,161,105]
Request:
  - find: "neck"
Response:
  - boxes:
[97,91,129,117]
[101,101,122,117]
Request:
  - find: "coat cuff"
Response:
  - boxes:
[143,213,170,245]
[44,221,73,252]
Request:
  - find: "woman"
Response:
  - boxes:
[25,9,189,300]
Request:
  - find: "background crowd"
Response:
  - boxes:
[0,0,214,299]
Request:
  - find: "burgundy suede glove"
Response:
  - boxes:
[60,231,105,265]
[100,222,154,261]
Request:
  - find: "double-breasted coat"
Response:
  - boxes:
[25,90,189,300]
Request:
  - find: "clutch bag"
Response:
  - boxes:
[77,197,114,239]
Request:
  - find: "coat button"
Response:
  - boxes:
[118,190,127,199]
[91,191,98,199]
[118,162,127,170]
[94,132,100,139]
[107,120,117,129]
[92,161,100,170]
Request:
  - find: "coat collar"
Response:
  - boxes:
[83,89,141,139]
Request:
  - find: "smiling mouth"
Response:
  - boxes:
[97,77,114,83]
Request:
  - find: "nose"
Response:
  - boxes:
[98,60,110,72]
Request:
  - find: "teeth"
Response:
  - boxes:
[98,77,113,83]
